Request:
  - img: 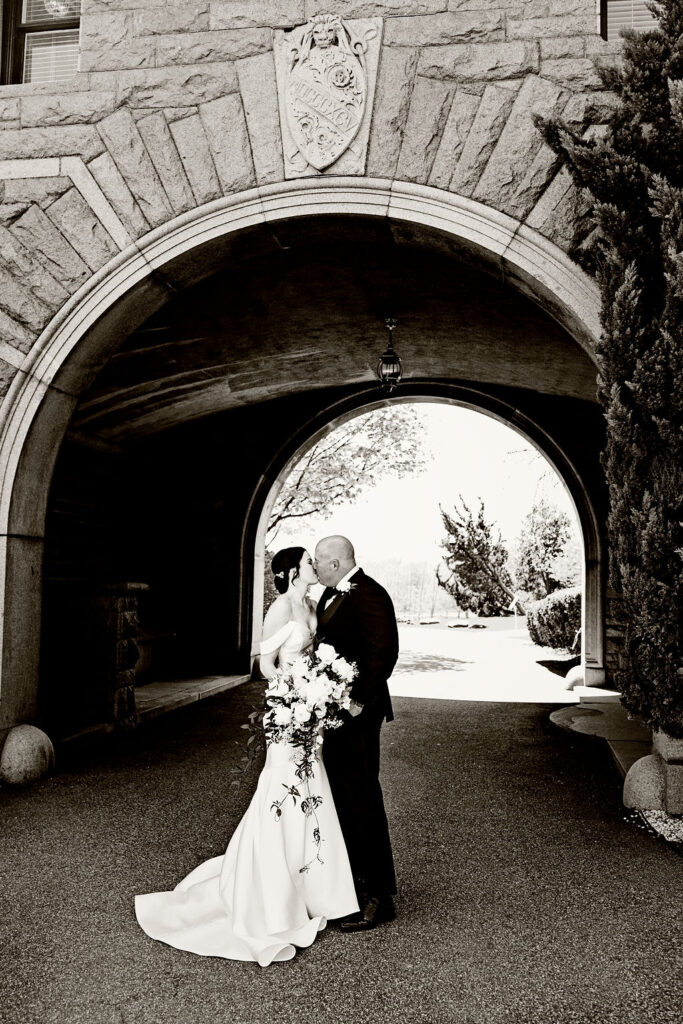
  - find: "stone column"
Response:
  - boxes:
[92,582,149,730]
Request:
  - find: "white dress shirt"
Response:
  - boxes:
[320,566,361,610]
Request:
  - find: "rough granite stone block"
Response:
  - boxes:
[198,94,256,194]
[88,152,149,237]
[306,0,448,15]
[98,108,173,228]
[418,41,538,83]
[134,4,209,35]
[526,166,585,251]
[10,205,91,292]
[501,140,562,220]
[236,52,283,185]
[367,47,419,178]
[448,0,566,9]
[46,188,119,273]
[154,28,271,67]
[507,14,596,39]
[136,112,196,216]
[0,355,19,398]
[472,75,566,211]
[169,115,222,204]
[0,264,50,332]
[0,224,69,311]
[0,203,31,225]
[385,11,503,45]
[450,82,517,197]
[0,308,35,354]
[20,92,118,129]
[396,77,454,184]
[2,178,72,206]
[80,11,130,51]
[654,730,683,764]
[0,127,105,161]
[80,12,155,72]
[0,99,20,124]
[112,64,240,108]
[539,37,587,61]
[563,91,620,127]
[428,88,481,188]
[664,763,683,815]
[540,58,608,92]
[210,0,305,30]
[83,0,192,8]
[161,107,199,121]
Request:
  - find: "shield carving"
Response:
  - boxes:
[285,15,367,172]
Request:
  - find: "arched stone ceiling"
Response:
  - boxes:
[68,220,598,441]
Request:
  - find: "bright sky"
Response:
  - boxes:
[275,403,580,564]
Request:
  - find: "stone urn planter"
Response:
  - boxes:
[624,729,683,815]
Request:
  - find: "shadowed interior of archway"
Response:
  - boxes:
[37,222,606,740]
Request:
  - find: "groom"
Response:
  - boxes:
[314,536,399,931]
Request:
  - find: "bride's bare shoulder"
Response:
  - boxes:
[262,596,291,638]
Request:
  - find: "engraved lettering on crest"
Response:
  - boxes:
[281,14,376,172]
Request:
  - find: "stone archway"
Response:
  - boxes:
[0,179,602,761]
[245,384,603,690]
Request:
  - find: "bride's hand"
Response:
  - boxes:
[348,700,363,718]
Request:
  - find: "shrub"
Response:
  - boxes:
[526,587,581,652]
[536,1,683,735]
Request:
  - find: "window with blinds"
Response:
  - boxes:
[1,0,81,85]
[603,0,659,37]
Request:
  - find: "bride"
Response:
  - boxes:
[134,546,359,966]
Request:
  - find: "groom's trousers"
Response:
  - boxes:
[323,706,397,898]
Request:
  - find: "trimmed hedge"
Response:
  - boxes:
[526,587,581,652]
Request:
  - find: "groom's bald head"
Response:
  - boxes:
[314,535,356,588]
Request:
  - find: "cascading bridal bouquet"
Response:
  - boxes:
[262,642,358,872]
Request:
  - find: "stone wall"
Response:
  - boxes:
[0,0,619,400]
[0,1,619,750]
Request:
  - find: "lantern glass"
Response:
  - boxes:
[377,347,403,391]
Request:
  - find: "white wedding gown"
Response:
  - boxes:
[134,620,359,966]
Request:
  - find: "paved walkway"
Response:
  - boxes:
[1,685,681,1024]
[393,622,593,702]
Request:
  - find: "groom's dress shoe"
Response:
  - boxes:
[339,896,396,932]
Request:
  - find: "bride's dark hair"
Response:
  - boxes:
[271,546,306,595]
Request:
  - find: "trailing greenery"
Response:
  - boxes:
[526,587,582,652]
[536,0,683,735]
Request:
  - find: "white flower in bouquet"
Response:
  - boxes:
[316,643,337,666]
[293,702,312,725]
[301,680,330,710]
[290,656,311,684]
[331,657,355,682]
[267,676,290,699]
[273,706,293,726]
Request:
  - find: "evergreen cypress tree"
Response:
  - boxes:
[436,497,515,616]
[536,0,683,735]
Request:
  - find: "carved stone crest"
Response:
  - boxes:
[274,14,382,179]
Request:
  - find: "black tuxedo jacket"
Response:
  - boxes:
[316,568,398,722]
